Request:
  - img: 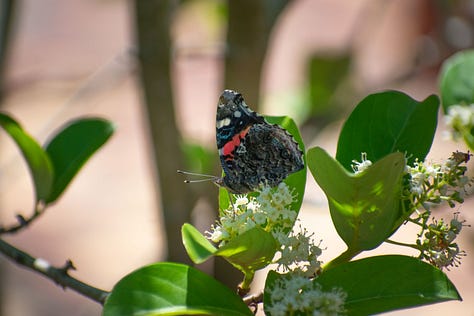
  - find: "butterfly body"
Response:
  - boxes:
[216,90,304,193]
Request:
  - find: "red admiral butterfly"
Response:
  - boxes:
[179,90,304,194]
[214,90,304,193]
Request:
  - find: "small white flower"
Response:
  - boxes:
[352,152,372,174]
[410,184,423,195]
[425,165,440,177]
[275,225,323,275]
[234,195,248,207]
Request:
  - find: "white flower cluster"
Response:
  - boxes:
[444,104,474,140]
[206,182,297,246]
[404,153,471,269]
[419,213,468,270]
[404,153,470,211]
[274,225,323,277]
[266,275,347,316]
[207,182,324,275]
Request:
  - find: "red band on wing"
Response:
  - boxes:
[222,126,251,160]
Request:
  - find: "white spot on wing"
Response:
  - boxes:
[216,118,231,129]
[234,111,242,118]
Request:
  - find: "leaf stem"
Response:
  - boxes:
[322,248,360,272]
[0,238,109,304]
[406,217,424,226]
[385,239,420,250]
[238,270,255,297]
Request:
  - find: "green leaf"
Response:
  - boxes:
[439,49,474,111]
[0,112,54,202]
[315,255,461,315]
[216,227,278,273]
[181,141,216,175]
[308,54,351,115]
[218,186,231,212]
[181,223,217,264]
[308,147,405,252]
[336,91,439,171]
[44,118,114,204]
[103,262,253,316]
[263,270,280,314]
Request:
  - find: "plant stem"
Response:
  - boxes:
[0,202,46,235]
[0,238,109,304]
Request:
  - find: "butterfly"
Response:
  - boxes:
[214,89,304,193]
[179,90,304,194]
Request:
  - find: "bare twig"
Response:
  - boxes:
[0,238,109,304]
[0,203,46,235]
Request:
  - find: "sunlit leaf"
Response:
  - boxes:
[316,255,461,315]
[44,118,114,203]
[103,262,253,316]
[0,112,53,202]
[439,49,474,110]
[216,227,278,273]
[182,223,217,264]
[308,147,405,252]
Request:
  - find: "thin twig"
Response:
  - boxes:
[0,238,109,304]
[0,202,46,235]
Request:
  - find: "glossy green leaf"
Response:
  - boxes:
[308,147,405,252]
[181,223,217,264]
[316,255,461,315]
[439,49,474,111]
[103,262,253,316]
[0,112,54,202]
[336,91,439,171]
[181,224,277,277]
[44,118,114,204]
[216,227,278,273]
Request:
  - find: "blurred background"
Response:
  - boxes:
[0,0,473,315]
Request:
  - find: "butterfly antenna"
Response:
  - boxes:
[177,170,219,183]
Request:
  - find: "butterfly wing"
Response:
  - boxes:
[222,122,304,193]
[216,90,303,193]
